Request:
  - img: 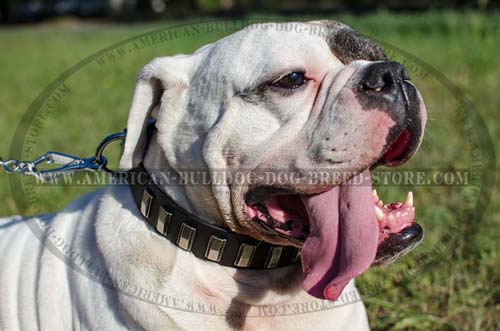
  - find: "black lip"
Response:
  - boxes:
[354,63,424,168]
[376,80,423,167]
[372,222,424,266]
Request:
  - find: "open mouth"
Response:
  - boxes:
[244,126,423,301]
[246,188,417,246]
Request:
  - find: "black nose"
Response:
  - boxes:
[360,61,410,94]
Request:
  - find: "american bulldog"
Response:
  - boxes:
[0,21,426,330]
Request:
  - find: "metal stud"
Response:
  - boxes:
[156,206,172,235]
[204,236,227,262]
[140,189,153,217]
[234,244,256,267]
[177,223,196,251]
[292,248,301,263]
[265,247,283,268]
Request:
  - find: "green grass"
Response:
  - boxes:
[0,11,498,330]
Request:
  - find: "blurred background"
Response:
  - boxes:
[0,0,497,22]
[0,1,498,330]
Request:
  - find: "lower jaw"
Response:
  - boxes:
[248,216,423,267]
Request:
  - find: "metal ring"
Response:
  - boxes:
[94,131,127,176]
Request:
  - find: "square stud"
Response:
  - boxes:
[204,236,227,262]
[234,244,256,267]
[140,190,153,218]
[265,247,283,269]
[177,223,196,251]
[156,206,172,235]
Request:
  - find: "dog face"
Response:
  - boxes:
[120,21,427,301]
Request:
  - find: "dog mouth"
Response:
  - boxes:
[245,188,418,247]
[244,127,423,301]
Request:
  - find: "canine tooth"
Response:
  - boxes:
[372,189,379,201]
[405,191,413,206]
[374,206,384,221]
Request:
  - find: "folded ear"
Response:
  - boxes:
[120,56,189,169]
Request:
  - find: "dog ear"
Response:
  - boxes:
[120,56,188,169]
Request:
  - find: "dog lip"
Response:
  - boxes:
[375,81,423,167]
[244,186,299,205]
[372,222,423,266]
[378,128,412,165]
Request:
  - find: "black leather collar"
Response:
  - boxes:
[126,165,301,269]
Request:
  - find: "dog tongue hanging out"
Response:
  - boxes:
[301,172,380,301]
[258,169,420,301]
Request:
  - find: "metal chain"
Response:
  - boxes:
[0,129,127,182]
[0,158,23,174]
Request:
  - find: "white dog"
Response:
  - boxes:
[0,21,426,330]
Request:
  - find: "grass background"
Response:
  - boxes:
[0,11,498,330]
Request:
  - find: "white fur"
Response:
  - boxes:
[0,186,369,330]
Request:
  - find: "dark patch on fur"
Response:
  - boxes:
[225,299,251,330]
[324,22,387,64]
[225,267,303,329]
[351,62,424,166]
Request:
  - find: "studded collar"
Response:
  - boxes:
[126,165,301,269]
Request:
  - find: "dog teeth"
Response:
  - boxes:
[374,206,384,221]
[405,191,413,207]
[372,189,384,206]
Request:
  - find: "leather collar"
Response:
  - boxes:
[126,165,301,269]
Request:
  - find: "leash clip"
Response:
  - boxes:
[0,130,127,182]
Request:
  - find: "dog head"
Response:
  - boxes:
[120,21,427,301]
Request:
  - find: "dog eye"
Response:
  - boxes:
[272,72,307,89]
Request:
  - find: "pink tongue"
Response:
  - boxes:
[300,170,378,301]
